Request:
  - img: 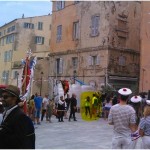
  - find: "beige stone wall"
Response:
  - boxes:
[0,15,51,89]
[140,1,150,92]
[31,58,50,97]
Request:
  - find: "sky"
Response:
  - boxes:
[0,1,52,27]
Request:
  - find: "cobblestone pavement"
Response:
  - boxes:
[35,113,141,149]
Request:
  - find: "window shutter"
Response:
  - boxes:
[88,56,92,66]
[95,16,99,35]
[6,71,9,84]
[76,22,79,39]
[59,58,63,74]
[10,50,12,61]
[96,55,100,65]
[54,59,57,74]
[4,51,7,62]
[62,1,65,9]
[91,17,95,36]
[42,37,44,44]
[56,1,60,10]
[60,25,62,40]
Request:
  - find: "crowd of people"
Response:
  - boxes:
[0,84,150,149]
[108,88,150,149]
[26,92,78,124]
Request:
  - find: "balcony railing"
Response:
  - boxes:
[11,61,22,69]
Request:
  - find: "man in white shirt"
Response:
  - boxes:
[108,88,137,149]
[41,94,49,121]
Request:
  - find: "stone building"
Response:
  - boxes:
[140,1,150,93]
[49,1,141,95]
[0,15,52,96]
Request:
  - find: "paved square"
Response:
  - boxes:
[35,113,141,149]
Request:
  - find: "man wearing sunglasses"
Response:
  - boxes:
[0,85,35,149]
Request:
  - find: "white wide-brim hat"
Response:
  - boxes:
[146,100,150,105]
[118,88,132,96]
[131,96,142,103]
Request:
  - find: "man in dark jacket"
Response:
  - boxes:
[68,93,77,121]
[0,85,35,149]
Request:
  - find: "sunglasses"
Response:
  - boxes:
[2,95,12,100]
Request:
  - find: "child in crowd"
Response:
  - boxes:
[46,99,55,123]
[104,98,112,120]
[139,100,150,149]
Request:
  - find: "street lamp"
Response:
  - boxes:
[142,68,145,92]
[16,72,19,87]
[73,70,77,84]
[40,71,44,96]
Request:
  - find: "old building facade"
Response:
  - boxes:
[49,1,141,95]
[140,1,150,93]
[0,15,52,96]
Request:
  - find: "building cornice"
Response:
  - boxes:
[49,45,140,56]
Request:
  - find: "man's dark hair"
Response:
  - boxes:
[120,95,129,101]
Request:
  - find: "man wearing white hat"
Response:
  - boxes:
[108,88,137,149]
[129,95,142,148]
[130,95,142,125]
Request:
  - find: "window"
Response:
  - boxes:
[74,1,80,4]
[2,38,4,46]
[0,38,4,46]
[2,71,6,82]
[35,36,44,44]
[56,1,65,10]
[7,25,15,33]
[38,22,43,30]
[4,50,12,62]
[6,34,15,44]
[56,58,63,74]
[88,55,100,66]
[57,25,62,42]
[72,57,78,69]
[73,21,79,40]
[2,71,9,84]
[91,15,100,37]
[119,56,126,66]
[24,23,34,29]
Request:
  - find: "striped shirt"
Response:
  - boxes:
[139,116,150,136]
[108,104,136,138]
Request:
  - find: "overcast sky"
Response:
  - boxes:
[0,1,52,27]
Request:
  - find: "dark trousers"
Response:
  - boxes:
[69,109,76,121]
[41,109,46,121]
[85,106,90,116]
[58,111,64,122]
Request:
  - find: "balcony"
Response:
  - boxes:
[11,61,22,69]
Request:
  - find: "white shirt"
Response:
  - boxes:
[42,97,49,109]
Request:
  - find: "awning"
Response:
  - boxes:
[0,85,7,88]
[109,76,138,81]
